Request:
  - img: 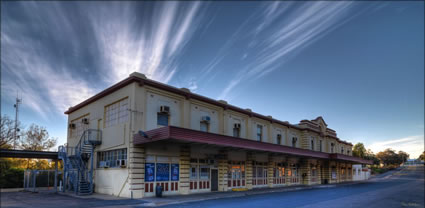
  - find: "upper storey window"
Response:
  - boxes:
[233,123,241,138]
[200,116,210,132]
[277,134,282,145]
[341,147,344,154]
[292,137,297,147]
[319,140,323,152]
[311,139,315,151]
[157,105,170,126]
[256,125,263,141]
[104,98,129,128]
[347,150,350,155]
[331,143,335,153]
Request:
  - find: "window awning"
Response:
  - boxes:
[133,126,372,165]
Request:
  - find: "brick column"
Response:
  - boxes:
[300,159,311,185]
[179,145,190,194]
[317,162,322,184]
[347,164,352,181]
[129,145,145,198]
[322,161,330,184]
[336,162,341,183]
[285,162,291,185]
[218,150,228,191]
[246,152,254,189]
[267,156,274,188]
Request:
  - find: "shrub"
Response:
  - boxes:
[0,167,24,188]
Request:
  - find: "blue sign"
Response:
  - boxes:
[171,164,179,181]
[156,163,170,181]
[145,163,155,182]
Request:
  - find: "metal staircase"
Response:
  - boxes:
[58,129,101,195]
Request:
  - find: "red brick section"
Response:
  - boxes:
[134,126,372,164]
[64,75,351,145]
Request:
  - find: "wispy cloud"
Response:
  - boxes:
[87,1,204,84]
[369,135,424,158]
[1,1,205,118]
[218,2,360,100]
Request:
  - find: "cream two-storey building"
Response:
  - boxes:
[64,72,371,198]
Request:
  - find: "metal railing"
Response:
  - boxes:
[58,129,101,195]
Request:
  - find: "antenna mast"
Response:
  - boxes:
[13,93,22,150]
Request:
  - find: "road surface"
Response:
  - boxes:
[163,165,424,208]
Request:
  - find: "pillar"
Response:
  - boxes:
[300,159,311,185]
[246,152,254,189]
[179,145,190,194]
[322,161,330,184]
[285,162,290,186]
[218,150,228,191]
[54,159,58,192]
[128,145,145,198]
[267,156,274,188]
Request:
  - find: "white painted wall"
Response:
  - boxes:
[225,113,247,138]
[145,92,181,131]
[190,104,219,134]
[352,164,371,181]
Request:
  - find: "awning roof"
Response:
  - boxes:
[134,126,372,164]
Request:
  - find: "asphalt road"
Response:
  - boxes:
[163,166,424,208]
[1,166,423,208]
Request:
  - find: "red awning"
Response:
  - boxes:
[134,126,372,164]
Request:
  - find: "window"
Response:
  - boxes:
[104,98,129,128]
[311,139,314,151]
[200,122,209,132]
[157,113,169,126]
[292,137,297,147]
[331,143,335,153]
[256,125,263,141]
[97,148,127,168]
[233,125,240,138]
[319,140,323,152]
[347,150,350,155]
[277,134,282,145]
[341,147,344,154]
[311,166,317,177]
[200,166,210,180]
[190,166,198,180]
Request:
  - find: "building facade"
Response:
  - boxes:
[64,72,371,198]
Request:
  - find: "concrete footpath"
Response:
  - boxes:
[140,181,369,207]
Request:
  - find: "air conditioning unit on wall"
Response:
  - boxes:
[201,116,211,123]
[82,118,89,124]
[120,159,127,167]
[160,105,170,114]
[68,123,76,129]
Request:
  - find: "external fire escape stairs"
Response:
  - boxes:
[58,129,102,195]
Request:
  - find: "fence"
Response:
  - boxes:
[23,170,63,192]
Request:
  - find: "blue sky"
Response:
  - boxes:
[1,1,424,157]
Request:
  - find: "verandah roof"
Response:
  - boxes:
[133,126,372,165]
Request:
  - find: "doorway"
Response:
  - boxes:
[211,169,218,191]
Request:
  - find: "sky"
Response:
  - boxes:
[1,1,424,158]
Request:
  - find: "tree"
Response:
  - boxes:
[365,149,380,166]
[20,124,57,151]
[352,143,367,158]
[419,152,425,161]
[397,151,409,163]
[376,148,399,166]
[0,115,23,149]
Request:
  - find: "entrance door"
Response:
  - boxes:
[211,169,218,191]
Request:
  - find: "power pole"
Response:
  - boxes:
[13,93,22,150]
